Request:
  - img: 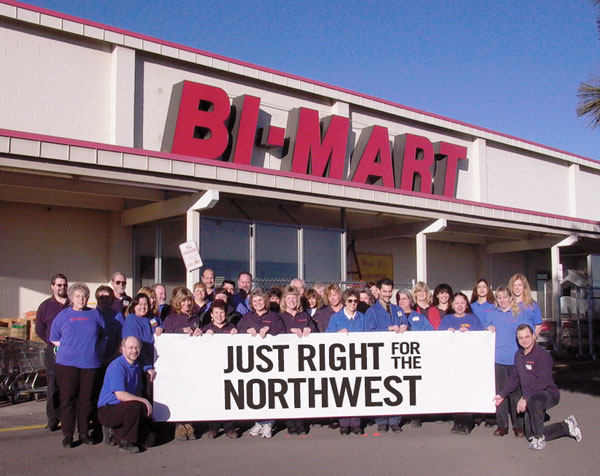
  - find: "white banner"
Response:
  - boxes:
[153,331,496,422]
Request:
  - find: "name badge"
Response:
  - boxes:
[525,364,532,371]
[412,316,420,321]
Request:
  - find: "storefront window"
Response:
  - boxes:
[255,224,298,279]
[303,228,341,283]
[133,225,156,292]
[200,219,250,280]
[160,220,186,291]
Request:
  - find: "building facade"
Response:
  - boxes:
[1,0,599,321]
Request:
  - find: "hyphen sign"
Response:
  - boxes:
[162,81,468,197]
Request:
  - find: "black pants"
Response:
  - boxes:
[98,401,151,445]
[495,363,523,429]
[524,391,569,440]
[55,364,100,439]
[44,344,61,425]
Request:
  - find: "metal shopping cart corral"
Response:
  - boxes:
[0,336,47,403]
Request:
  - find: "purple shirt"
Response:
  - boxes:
[237,310,285,336]
[280,311,316,333]
[312,306,336,333]
[202,322,237,334]
[163,312,201,334]
[111,294,132,314]
[500,343,559,401]
[35,296,70,344]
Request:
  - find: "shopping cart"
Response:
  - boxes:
[0,336,47,403]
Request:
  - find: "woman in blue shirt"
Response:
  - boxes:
[50,282,105,448]
[486,286,528,438]
[326,288,366,434]
[509,273,542,335]
[122,293,162,406]
[469,279,496,328]
[439,292,483,435]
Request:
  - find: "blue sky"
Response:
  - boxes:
[23,0,600,160]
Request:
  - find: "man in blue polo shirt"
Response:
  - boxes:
[98,336,153,454]
[365,278,408,433]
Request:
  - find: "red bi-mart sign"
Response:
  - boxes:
[162,81,468,197]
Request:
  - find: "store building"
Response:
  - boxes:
[1,0,600,326]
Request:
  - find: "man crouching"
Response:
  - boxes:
[494,324,582,450]
[97,336,154,454]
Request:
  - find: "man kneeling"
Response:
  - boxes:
[98,336,153,454]
[494,324,582,450]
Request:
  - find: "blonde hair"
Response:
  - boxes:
[508,273,535,307]
[280,286,302,312]
[171,287,193,314]
[412,281,431,306]
[495,285,519,316]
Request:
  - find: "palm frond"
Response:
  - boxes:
[577,77,600,128]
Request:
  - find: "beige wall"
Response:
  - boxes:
[0,23,112,143]
[0,202,132,318]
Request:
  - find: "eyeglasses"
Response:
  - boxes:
[114,281,126,285]
[345,299,358,303]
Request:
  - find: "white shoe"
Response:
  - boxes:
[565,415,582,442]
[261,423,273,439]
[528,435,546,450]
[248,423,263,437]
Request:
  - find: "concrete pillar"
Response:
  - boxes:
[568,164,579,217]
[416,219,447,283]
[471,138,488,202]
[110,46,136,147]
[185,190,220,290]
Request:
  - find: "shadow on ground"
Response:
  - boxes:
[553,360,600,396]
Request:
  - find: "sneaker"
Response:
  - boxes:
[351,426,363,435]
[339,426,350,435]
[565,415,582,442]
[529,435,546,450]
[205,430,217,439]
[118,441,140,454]
[175,423,189,441]
[184,424,197,440]
[377,424,389,433]
[455,425,472,435]
[248,423,263,437]
[62,437,74,449]
[226,429,239,439]
[261,423,273,438]
[411,419,422,428]
[391,425,402,433]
